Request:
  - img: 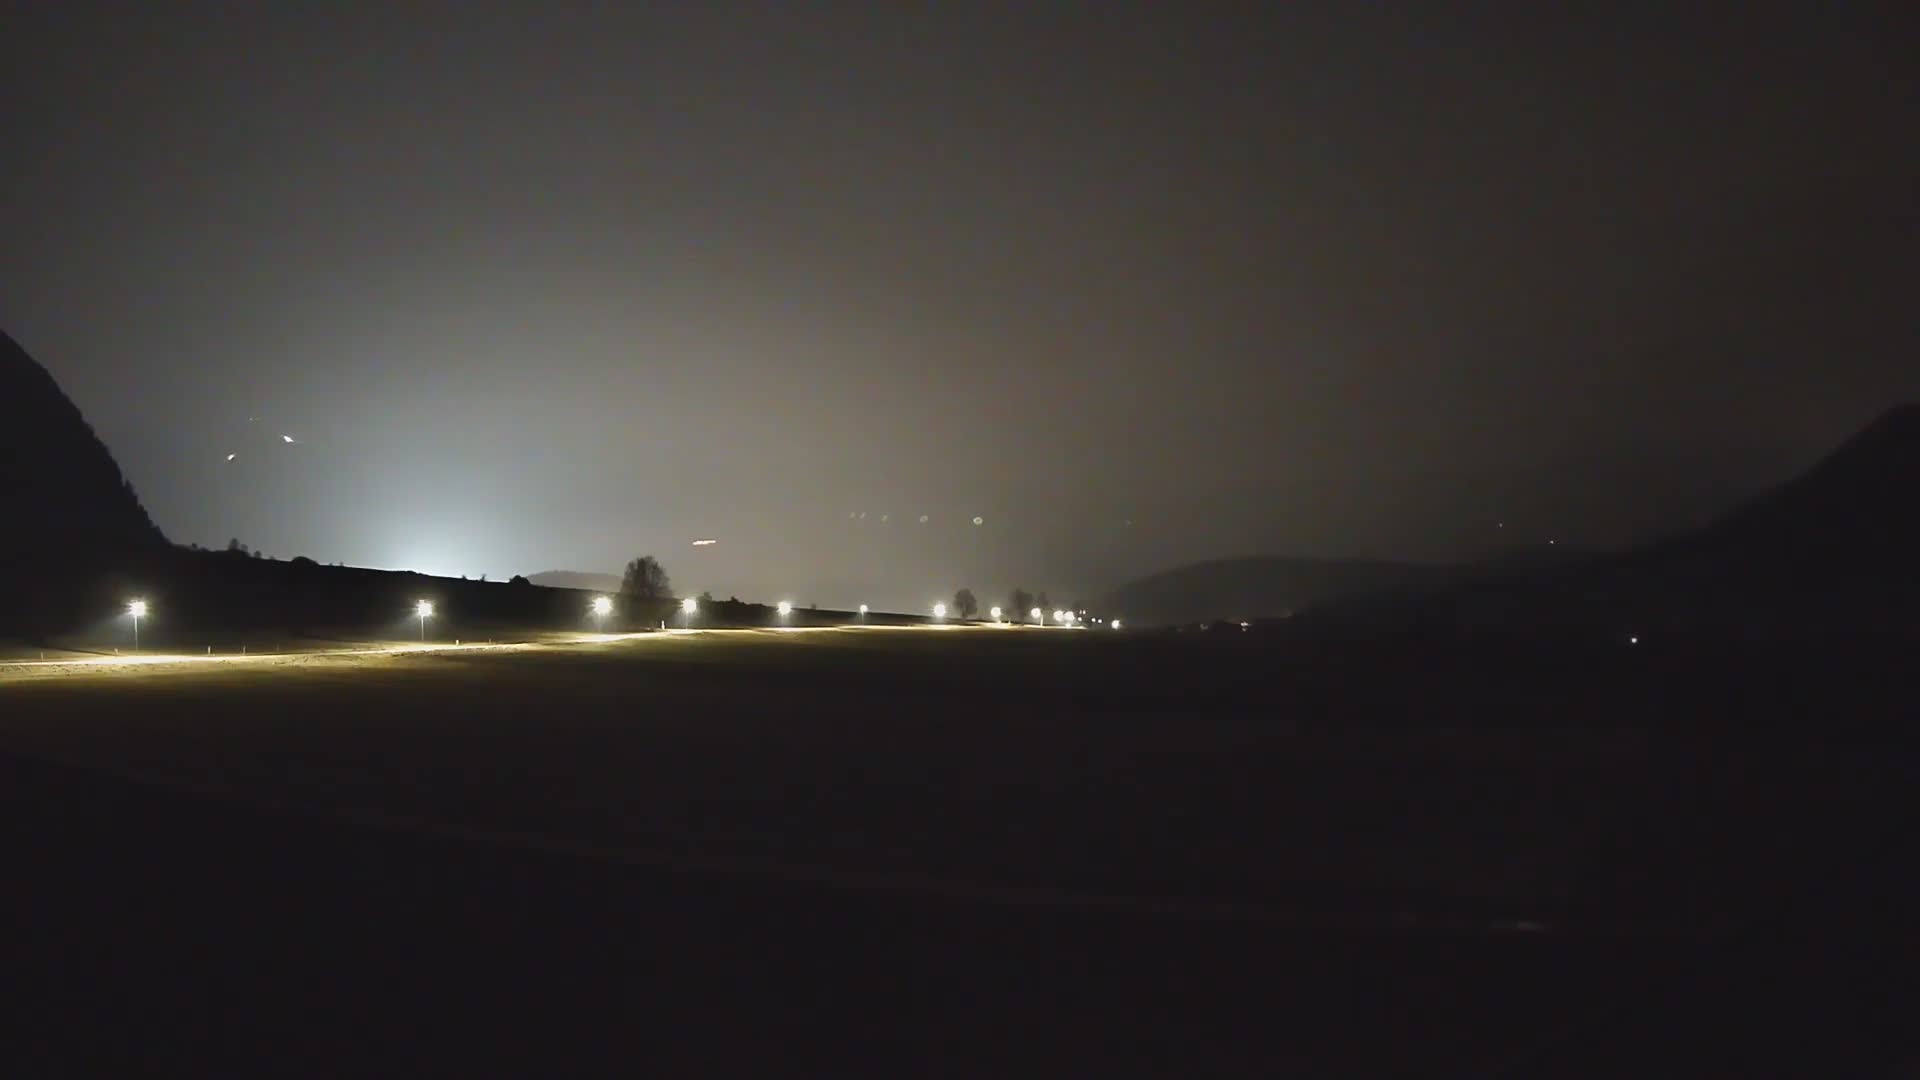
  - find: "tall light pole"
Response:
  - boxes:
[128,599,147,652]
[592,595,612,632]
[681,595,698,627]
[416,599,434,641]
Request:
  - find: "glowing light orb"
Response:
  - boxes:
[415,600,434,618]
[777,601,793,616]
[127,600,148,618]
[933,602,947,618]
[681,597,698,614]
[591,596,613,616]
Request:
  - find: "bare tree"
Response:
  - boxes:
[621,555,672,599]
[952,587,979,620]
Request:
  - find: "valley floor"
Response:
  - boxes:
[2,628,1914,1075]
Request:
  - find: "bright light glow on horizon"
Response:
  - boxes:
[989,606,1002,620]
[681,597,698,614]
[1031,607,1043,623]
[777,601,793,616]
[933,602,947,618]
[858,604,869,615]
[591,596,613,616]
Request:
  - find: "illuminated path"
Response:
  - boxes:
[0,623,1066,681]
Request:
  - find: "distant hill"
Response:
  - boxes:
[1094,543,1602,627]
[1093,557,1457,626]
[1610,402,1920,630]
[1309,404,1920,637]
[526,570,623,594]
[1674,403,1920,569]
[0,329,166,571]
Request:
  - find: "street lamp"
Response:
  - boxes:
[415,599,434,641]
[128,599,147,651]
[1030,606,1043,624]
[681,596,698,627]
[933,602,947,619]
[858,603,869,617]
[1111,618,1122,630]
[591,595,612,631]
[989,606,1002,622]
[777,600,793,617]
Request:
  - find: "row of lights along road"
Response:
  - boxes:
[112,594,1118,652]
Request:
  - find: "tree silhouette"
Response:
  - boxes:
[621,555,672,599]
[1009,587,1034,619]
[952,587,978,620]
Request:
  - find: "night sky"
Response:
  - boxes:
[4,3,1914,608]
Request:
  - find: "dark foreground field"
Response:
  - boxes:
[2,627,1915,1075]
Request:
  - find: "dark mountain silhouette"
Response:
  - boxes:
[526,570,623,594]
[1095,544,1600,627]
[0,329,166,570]
[1607,402,1920,630]
[1309,404,1920,636]
[1094,557,1457,626]
[1675,403,1920,566]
